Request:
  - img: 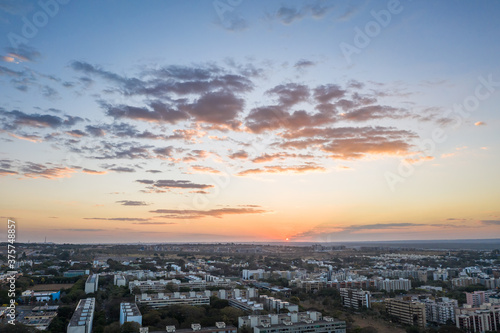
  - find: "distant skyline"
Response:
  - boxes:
[1,0,499,243]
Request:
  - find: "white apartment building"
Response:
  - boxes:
[238,312,346,333]
[119,302,142,326]
[135,291,210,309]
[84,274,99,294]
[67,298,95,333]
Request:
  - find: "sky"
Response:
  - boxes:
[0,0,499,244]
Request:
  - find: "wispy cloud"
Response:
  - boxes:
[237,163,325,176]
[116,200,149,206]
[150,206,269,219]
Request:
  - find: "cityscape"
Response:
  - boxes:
[1,1,500,333]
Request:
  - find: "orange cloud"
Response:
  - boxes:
[252,152,314,163]
[82,168,107,175]
[441,153,456,158]
[8,132,42,143]
[237,163,325,176]
[190,165,221,174]
[151,206,269,219]
[474,121,486,126]
[228,150,248,159]
[404,155,434,164]
[24,166,78,179]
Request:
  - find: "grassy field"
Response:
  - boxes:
[31,283,74,291]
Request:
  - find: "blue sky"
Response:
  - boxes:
[0,0,499,243]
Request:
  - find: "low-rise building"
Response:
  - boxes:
[238,312,346,333]
[21,305,59,330]
[157,322,237,333]
[63,270,90,278]
[135,291,210,309]
[260,295,299,313]
[228,298,264,313]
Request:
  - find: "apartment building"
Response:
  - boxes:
[376,278,412,292]
[422,297,458,324]
[455,304,500,332]
[135,291,210,309]
[238,312,346,333]
[84,274,99,294]
[385,298,426,329]
[67,298,95,333]
[228,298,264,313]
[340,288,371,309]
[260,295,299,313]
[120,302,142,326]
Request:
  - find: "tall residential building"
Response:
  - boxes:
[423,297,458,324]
[452,277,480,288]
[340,288,371,309]
[67,298,95,333]
[455,303,500,332]
[466,291,496,307]
[376,278,411,292]
[120,303,142,326]
[385,298,426,329]
[84,274,98,294]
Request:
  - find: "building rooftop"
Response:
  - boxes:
[121,302,141,316]
[69,298,95,327]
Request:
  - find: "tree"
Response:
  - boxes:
[59,251,71,260]
[103,322,121,333]
[121,322,140,333]
[0,323,37,332]
[359,327,378,333]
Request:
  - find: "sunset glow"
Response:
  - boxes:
[0,1,499,244]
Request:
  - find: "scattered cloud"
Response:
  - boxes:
[237,163,325,176]
[404,156,434,164]
[150,206,269,219]
[481,220,500,226]
[136,179,214,190]
[116,200,149,206]
[228,150,248,160]
[83,217,152,222]
[0,108,83,130]
[82,168,107,175]
[21,162,77,179]
[270,2,334,25]
[294,59,316,70]
[190,165,221,174]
